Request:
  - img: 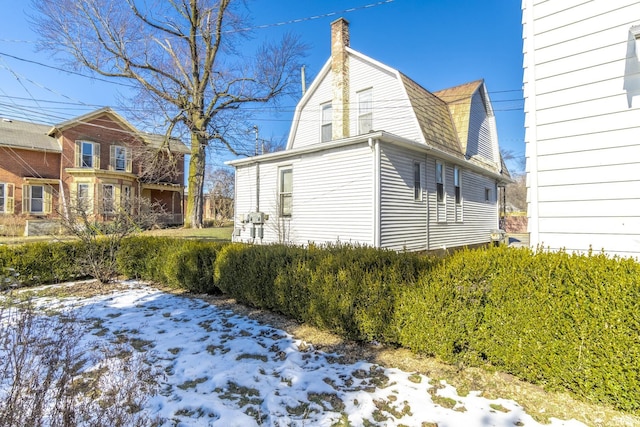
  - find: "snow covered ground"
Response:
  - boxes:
[12,282,586,427]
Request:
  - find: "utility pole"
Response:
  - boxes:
[253,125,259,156]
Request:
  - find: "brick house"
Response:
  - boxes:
[0,108,189,235]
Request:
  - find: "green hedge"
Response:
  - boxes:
[1,238,639,412]
[0,241,85,286]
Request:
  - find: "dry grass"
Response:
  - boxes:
[33,281,640,427]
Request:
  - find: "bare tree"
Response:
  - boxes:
[205,167,234,226]
[32,0,306,228]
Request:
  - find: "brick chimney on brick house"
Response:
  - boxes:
[331,18,350,140]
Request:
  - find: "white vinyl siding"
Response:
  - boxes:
[289,53,423,149]
[523,0,640,257]
[233,143,374,246]
[427,158,497,250]
[466,91,495,162]
[379,143,427,251]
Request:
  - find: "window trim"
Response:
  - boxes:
[0,183,14,214]
[76,140,100,169]
[110,145,131,172]
[76,183,91,212]
[102,184,116,214]
[454,166,462,205]
[279,167,292,217]
[485,187,491,202]
[321,102,332,142]
[436,161,445,204]
[413,162,422,201]
[357,87,373,134]
[23,184,51,215]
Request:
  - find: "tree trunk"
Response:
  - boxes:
[185,131,206,228]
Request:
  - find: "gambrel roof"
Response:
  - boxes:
[400,73,465,159]
[433,79,484,154]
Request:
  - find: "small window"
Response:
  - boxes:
[279,168,292,217]
[436,161,445,203]
[76,141,100,168]
[413,162,421,201]
[321,103,332,142]
[103,184,115,214]
[485,188,491,202]
[454,166,461,205]
[111,146,131,172]
[122,185,131,210]
[0,183,10,213]
[30,185,44,213]
[77,183,90,211]
[358,88,373,134]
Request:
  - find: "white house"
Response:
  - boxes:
[522,0,640,258]
[228,18,510,251]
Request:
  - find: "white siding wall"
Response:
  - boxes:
[523,0,640,258]
[233,143,374,246]
[466,91,495,162]
[290,53,423,150]
[347,55,422,141]
[379,143,428,251]
[427,157,498,250]
[290,70,333,149]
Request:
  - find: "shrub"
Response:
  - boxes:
[164,240,224,293]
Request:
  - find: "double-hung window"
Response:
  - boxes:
[413,162,422,201]
[102,184,115,214]
[76,141,100,169]
[110,145,131,172]
[454,166,462,222]
[321,103,332,142]
[77,183,90,212]
[454,166,461,205]
[436,161,445,203]
[358,88,373,134]
[279,167,292,217]
[0,183,14,214]
[22,185,51,214]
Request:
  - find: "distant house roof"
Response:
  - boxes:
[0,118,61,152]
[0,108,189,155]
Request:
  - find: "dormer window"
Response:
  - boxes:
[321,102,332,142]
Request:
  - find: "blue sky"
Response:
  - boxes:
[0,1,524,172]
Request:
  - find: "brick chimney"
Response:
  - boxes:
[331,18,350,140]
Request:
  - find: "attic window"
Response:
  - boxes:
[321,102,332,142]
[358,88,373,134]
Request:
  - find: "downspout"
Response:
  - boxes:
[372,138,381,248]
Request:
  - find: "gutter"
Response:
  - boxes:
[227,131,512,184]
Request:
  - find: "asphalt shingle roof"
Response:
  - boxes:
[0,118,61,152]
